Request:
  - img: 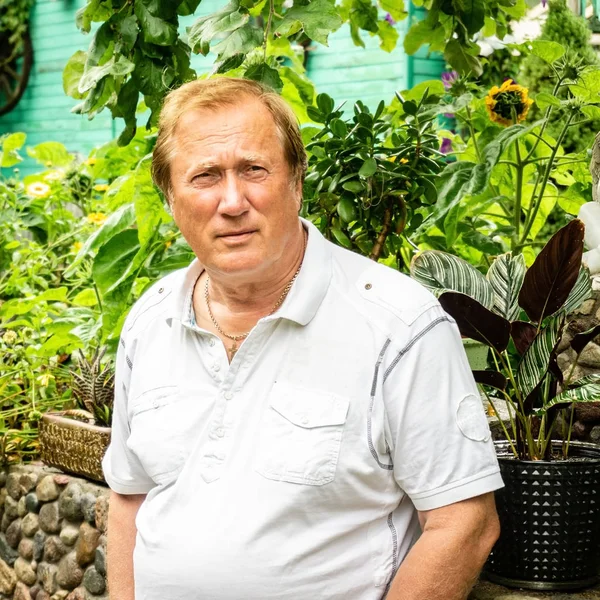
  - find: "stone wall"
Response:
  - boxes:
[556,275,600,444]
[0,464,109,600]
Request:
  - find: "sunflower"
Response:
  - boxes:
[26,182,51,198]
[485,80,534,127]
[87,212,107,225]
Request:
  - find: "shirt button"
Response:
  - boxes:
[213,364,220,372]
[301,415,309,425]
[224,391,233,401]
[216,428,225,438]
[209,338,216,347]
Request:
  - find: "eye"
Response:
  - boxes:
[248,165,264,172]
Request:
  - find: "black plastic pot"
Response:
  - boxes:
[484,441,600,591]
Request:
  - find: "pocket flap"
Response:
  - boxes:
[270,384,349,429]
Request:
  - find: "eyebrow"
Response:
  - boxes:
[188,155,268,173]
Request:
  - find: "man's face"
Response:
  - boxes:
[169,99,302,280]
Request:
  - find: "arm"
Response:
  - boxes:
[106,491,147,600]
[387,493,500,600]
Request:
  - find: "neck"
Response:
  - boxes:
[205,224,306,318]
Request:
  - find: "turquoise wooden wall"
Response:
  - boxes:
[0,0,444,175]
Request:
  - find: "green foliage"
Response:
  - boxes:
[519,0,600,153]
[0,0,33,48]
[302,89,446,270]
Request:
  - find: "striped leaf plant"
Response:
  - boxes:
[410,219,599,460]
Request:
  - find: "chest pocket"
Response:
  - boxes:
[127,386,186,486]
[254,383,349,486]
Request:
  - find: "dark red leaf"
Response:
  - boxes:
[571,324,600,355]
[472,370,508,390]
[511,321,537,355]
[518,219,585,323]
[439,292,511,353]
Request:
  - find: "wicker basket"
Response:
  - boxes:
[39,412,111,484]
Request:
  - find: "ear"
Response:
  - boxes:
[295,180,303,212]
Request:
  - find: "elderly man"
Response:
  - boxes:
[102,78,502,600]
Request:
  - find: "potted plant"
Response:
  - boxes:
[39,347,113,483]
[410,219,600,591]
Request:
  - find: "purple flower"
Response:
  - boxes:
[441,71,459,91]
[440,138,453,155]
[542,0,547,6]
[385,13,396,25]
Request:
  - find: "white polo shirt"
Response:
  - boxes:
[102,218,503,600]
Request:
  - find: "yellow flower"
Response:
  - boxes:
[87,212,107,225]
[165,240,172,249]
[37,372,55,387]
[86,157,97,166]
[399,158,409,164]
[26,182,51,198]
[71,241,84,253]
[43,170,65,182]
[93,183,109,192]
[485,79,534,127]
[2,331,17,345]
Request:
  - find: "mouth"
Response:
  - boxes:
[217,230,257,242]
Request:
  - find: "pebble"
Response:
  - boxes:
[36,477,59,503]
[59,525,79,547]
[82,566,105,595]
[56,553,83,590]
[22,513,40,537]
[0,557,17,594]
[14,557,36,586]
[80,494,97,525]
[36,590,51,600]
[6,519,22,549]
[590,425,600,443]
[75,523,100,567]
[0,471,6,487]
[14,581,33,600]
[19,473,38,495]
[578,342,600,369]
[5,496,19,521]
[38,562,58,594]
[94,496,108,534]
[44,536,67,563]
[53,475,70,487]
[33,531,46,562]
[65,588,85,600]
[0,533,19,566]
[39,503,60,534]
[0,513,11,533]
[94,546,106,577]
[25,493,40,514]
[18,497,27,518]
[6,473,23,501]
[18,538,34,561]
[59,485,83,522]
[50,591,68,600]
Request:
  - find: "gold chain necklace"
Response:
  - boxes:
[204,231,307,358]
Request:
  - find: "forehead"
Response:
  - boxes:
[172,99,282,160]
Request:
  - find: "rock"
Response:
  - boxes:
[25,493,40,514]
[59,525,79,547]
[31,583,41,599]
[37,591,51,600]
[0,533,19,565]
[14,581,33,600]
[14,557,37,586]
[6,473,23,501]
[18,497,27,518]
[0,471,6,487]
[590,425,600,443]
[80,495,96,524]
[556,331,574,353]
[571,420,592,440]
[82,566,105,595]
[75,523,100,567]
[578,342,600,368]
[18,538,34,561]
[577,299,596,315]
[94,496,108,534]
[94,546,105,578]
[53,475,70,487]
[65,588,85,600]
[44,536,67,563]
[36,477,60,503]
[5,496,19,520]
[6,519,22,548]
[0,513,10,533]
[575,401,600,424]
[57,553,83,590]
[0,558,17,594]
[20,473,38,494]
[51,592,68,600]
[39,503,60,534]
[22,513,39,537]
[38,562,58,594]
[33,531,46,562]
[59,485,83,522]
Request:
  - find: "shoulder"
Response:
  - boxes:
[122,267,188,340]
[329,243,442,329]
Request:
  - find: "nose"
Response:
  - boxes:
[218,171,249,217]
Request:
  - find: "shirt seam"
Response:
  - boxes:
[409,466,502,500]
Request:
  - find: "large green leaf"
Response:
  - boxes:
[211,22,263,61]
[438,292,511,353]
[517,317,563,401]
[244,62,284,92]
[410,250,495,309]
[535,384,600,416]
[64,203,137,276]
[487,253,526,321]
[563,266,593,316]
[377,19,399,53]
[79,55,135,94]
[459,0,485,35]
[518,220,585,324]
[26,142,73,167]
[275,0,342,46]
[528,40,565,65]
[188,1,247,56]
[444,39,482,77]
[92,230,141,296]
[134,0,178,46]
[1,132,26,168]
[63,51,86,99]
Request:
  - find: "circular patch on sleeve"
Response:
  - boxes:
[456,393,491,442]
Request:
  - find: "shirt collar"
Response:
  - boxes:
[169,217,332,328]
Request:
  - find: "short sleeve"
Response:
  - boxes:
[102,334,155,495]
[383,306,504,511]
